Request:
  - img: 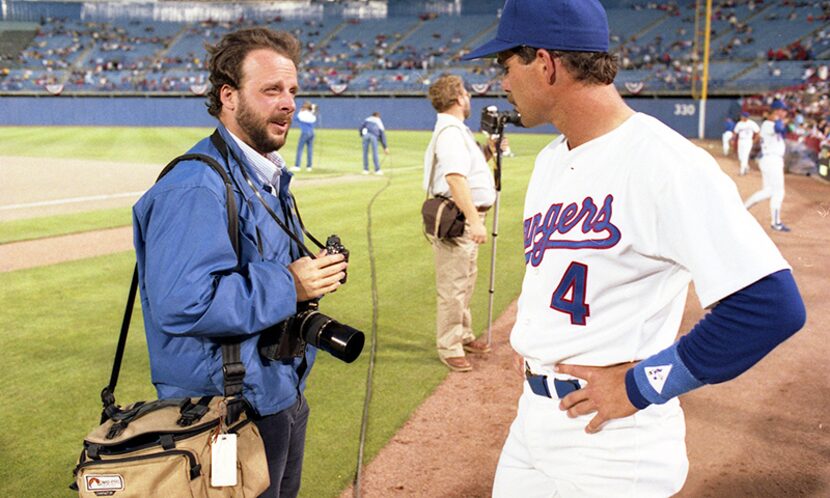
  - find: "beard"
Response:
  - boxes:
[236,94,289,153]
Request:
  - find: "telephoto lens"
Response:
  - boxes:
[298,310,365,363]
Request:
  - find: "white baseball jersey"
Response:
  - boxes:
[512,113,789,372]
[423,113,496,208]
[733,119,759,143]
[760,119,786,158]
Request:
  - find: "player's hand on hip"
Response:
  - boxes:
[554,362,638,434]
[288,251,347,301]
[469,219,487,244]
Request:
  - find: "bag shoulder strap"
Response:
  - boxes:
[102,147,245,422]
[426,124,466,199]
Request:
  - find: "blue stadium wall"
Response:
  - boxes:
[0,96,739,139]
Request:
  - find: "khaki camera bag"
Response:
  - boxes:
[72,152,270,497]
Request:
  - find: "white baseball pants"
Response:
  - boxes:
[744,155,785,224]
[492,383,688,498]
[722,130,733,156]
[737,139,753,174]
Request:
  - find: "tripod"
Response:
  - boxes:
[485,123,506,347]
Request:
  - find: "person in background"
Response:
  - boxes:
[745,100,792,231]
[359,111,389,175]
[423,74,496,372]
[293,101,317,172]
[733,111,760,176]
[722,116,735,156]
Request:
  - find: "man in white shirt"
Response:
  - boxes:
[422,74,496,372]
[745,100,791,231]
[732,111,760,175]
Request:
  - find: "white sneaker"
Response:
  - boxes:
[306,167,312,172]
[361,170,369,175]
[374,170,384,175]
[291,166,300,172]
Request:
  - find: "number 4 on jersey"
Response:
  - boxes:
[550,262,590,325]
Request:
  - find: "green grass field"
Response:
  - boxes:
[0,126,554,497]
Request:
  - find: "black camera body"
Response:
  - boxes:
[480,106,523,135]
[258,234,364,364]
[325,234,349,283]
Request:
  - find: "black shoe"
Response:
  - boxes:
[771,223,791,232]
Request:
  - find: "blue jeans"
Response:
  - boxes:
[295,133,314,169]
[362,135,380,172]
[254,395,310,498]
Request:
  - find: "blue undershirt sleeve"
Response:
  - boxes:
[625,269,805,409]
[774,119,787,136]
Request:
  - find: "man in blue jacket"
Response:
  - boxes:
[359,111,389,175]
[133,28,347,498]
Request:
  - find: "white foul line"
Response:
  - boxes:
[0,191,146,211]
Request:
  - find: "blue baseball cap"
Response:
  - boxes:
[771,100,788,110]
[462,0,610,60]
[741,111,750,117]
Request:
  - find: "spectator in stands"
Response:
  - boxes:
[359,111,388,175]
[293,101,317,172]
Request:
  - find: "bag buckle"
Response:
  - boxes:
[222,362,245,381]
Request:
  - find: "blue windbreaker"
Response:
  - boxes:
[132,124,315,416]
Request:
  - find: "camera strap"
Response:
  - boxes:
[103,153,249,424]
[209,130,325,259]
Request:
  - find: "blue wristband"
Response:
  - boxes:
[632,343,704,405]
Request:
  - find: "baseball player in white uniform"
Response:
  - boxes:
[745,101,791,232]
[464,1,806,497]
[732,112,760,175]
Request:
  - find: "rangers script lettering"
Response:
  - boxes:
[524,194,621,266]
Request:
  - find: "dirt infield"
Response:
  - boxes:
[0,155,161,222]
[3,143,829,497]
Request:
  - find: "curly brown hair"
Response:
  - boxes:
[205,28,301,117]
[428,74,466,113]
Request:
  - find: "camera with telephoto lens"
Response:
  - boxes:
[480,105,523,135]
[258,234,364,363]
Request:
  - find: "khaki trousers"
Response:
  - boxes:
[428,213,485,360]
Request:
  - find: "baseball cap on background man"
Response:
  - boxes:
[462,0,610,60]
[770,100,788,110]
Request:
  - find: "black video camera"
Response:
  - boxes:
[258,234,364,364]
[480,106,523,135]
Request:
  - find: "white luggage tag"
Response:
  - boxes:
[211,433,238,487]
[210,402,237,487]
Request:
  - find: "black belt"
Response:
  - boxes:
[525,363,581,399]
